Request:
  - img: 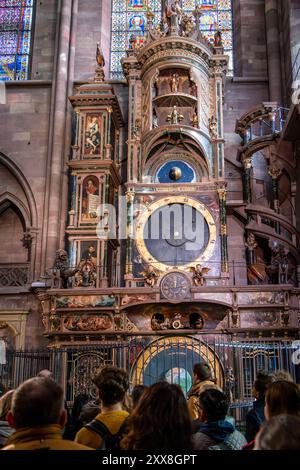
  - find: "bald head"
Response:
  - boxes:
[37,369,53,379]
[10,377,64,429]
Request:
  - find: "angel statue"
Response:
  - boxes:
[190,264,210,286]
[140,264,159,287]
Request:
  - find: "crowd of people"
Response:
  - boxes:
[0,363,300,451]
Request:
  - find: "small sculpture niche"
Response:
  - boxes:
[170,73,180,93]
[189,312,204,330]
[151,313,170,330]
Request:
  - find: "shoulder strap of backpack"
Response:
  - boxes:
[116,416,129,436]
[85,419,112,439]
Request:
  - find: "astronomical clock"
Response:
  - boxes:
[122,7,229,294]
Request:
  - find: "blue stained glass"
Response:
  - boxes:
[0,0,34,80]
[181,0,233,74]
[111,0,233,77]
[111,0,161,79]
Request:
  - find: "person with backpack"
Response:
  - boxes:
[187,362,220,420]
[192,388,247,450]
[75,366,129,450]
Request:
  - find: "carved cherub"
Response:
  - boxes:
[140,264,159,287]
[190,264,210,286]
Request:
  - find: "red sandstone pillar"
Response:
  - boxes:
[265,0,283,103]
[41,0,74,273]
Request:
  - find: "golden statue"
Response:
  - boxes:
[190,111,199,128]
[140,264,159,287]
[190,264,210,286]
[170,73,180,93]
[166,106,184,124]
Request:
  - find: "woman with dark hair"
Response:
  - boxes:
[245,371,272,443]
[254,415,300,450]
[264,380,300,420]
[131,385,147,409]
[121,382,193,450]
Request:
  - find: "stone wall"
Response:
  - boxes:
[233,0,268,79]
[31,0,58,80]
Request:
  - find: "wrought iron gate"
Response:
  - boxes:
[1,335,299,425]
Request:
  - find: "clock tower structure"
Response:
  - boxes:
[122,8,229,294]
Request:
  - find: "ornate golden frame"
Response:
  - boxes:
[130,335,224,389]
[135,196,217,272]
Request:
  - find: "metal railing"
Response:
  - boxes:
[245,107,290,142]
[1,338,299,428]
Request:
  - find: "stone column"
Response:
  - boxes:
[265,0,282,102]
[242,156,252,204]
[218,188,229,273]
[268,164,282,234]
[41,0,74,273]
[125,191,135,276]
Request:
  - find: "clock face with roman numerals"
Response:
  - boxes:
[160,272,190,301]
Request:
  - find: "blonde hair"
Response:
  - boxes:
[0,390,14,421]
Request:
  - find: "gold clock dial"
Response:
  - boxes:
[135,196,216,272]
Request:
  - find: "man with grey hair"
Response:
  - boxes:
[2,378,93,450]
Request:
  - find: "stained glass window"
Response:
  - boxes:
[0,0,34,81]
[182,0,233,74]
[111,0,233,78]
[111,0,162,79]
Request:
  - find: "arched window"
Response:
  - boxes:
[0,0,34,81]
[110,0,162,79]
[110,1,233,78]
[182,0,233,73]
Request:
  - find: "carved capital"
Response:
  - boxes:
[217,188,227,201]
[126,191,135,203]
[242,156,252,170]
[268,165,282,180]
